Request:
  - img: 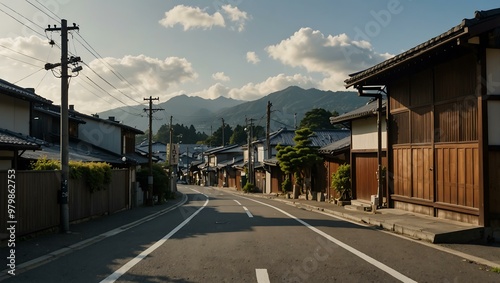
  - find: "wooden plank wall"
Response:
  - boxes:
[489,150,500,215]
[0,169,129,237]
[435,144,479,208]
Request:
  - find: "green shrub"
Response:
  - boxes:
[31,158,112,193]
[331,164,351,200]
[281,178,292,193]
[243,182,255,193]
[137,164,172,202]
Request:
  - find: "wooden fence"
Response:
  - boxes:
[0,169,129,237]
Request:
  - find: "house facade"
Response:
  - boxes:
[262,128,351,195]
[0,79,51,170]
[329,100,388,203]
[344,9,500,226]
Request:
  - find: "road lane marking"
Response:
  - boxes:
[243,206,254,218]
[100,190,209,283]
[234,200,242,205]
[255,269,270,283]
[0,194,189,281]
[238,195,417,283]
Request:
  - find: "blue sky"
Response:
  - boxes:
[0,0,498,115]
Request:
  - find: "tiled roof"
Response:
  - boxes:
[318,136,351,155]
[267,128,350,147]
[0,129,40,150]
[330,99,386,124]
[21,139,135,165]
[0,79,52,104]
[345,9,500,87]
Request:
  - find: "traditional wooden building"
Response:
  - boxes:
[344,9,500,227]
[318,136,351,201]
[329,100,388,203]
[262,128,351,195]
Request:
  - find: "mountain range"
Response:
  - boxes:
[98,86,370,134]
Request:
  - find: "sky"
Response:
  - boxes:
[0,0,498,118]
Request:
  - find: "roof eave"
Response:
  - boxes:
[344,28,469,88]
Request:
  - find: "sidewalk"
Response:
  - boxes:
[230,188,500,268]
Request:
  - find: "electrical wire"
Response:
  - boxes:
[13,67,44,84]
[80,61,143,105]
[0,43,46,63]
[25,0,60,23]
[73,35,143,96]
[0,5,46,38]
[0,52,43,68]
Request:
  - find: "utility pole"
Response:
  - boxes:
[221,118,225,147]
[45,19,79,233]
[143,96,162,205]
[246,118,255,186]
[266,101,272,159]
[168,115,176,193]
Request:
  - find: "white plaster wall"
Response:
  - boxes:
[352,117,387,150]
[488,100,500,145]
[0,95,30,135]
[487,48,500,95]
[78,119,121,154]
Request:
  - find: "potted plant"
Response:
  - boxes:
[331,164,351,206]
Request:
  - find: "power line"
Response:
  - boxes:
[0,5,46,38]
[0,44,46,63]
[13,67,44,84]
[73,34,142,96]
[0,52,43,68]
[1,2,46,30]
[80,61,142,104]
[25,0,60,23]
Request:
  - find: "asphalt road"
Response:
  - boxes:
[3,185,500,282]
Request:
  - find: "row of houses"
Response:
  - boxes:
[191,9,500,231]
[0,78,149,207]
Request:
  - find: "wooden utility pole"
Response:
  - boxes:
[266,101,272,159]
[143,96,162,205]
[45,19,79,233]
[221,118,225,146]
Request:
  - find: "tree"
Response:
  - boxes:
[230,125,247,145]
[205,124,233,146]
[276,127,323,198]
[299,108,335,129]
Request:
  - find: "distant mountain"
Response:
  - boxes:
[97,94,244,133]
[212,86,369,133]
[98,86,370,135]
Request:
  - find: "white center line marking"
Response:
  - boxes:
[100,190,209,283]
[239,195,417,283]
[243,206,253,218]
[256,268,270,283]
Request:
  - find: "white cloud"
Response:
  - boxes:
[159,5,225,30]
[159,5,250,32]
[212,71,230,82]
[266,27,393,90]
[190,83,230,100]
[221,5,250,32]
[246,51,260,64]
[190,73,317,101]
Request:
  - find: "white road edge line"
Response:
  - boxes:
[243,206,254,218]
[0,194,189,281]
[238,195,417,283]
[100,189,209,283]
[255,268,270,283]
[234,199,242,205]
